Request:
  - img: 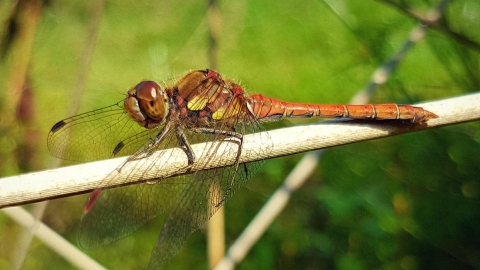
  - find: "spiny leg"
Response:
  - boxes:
[175,127,196,166]
[112,123,174,173]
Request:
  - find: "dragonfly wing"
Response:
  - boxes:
[47,102,160,162]
[78,174,191,249]
[77,128,189,248]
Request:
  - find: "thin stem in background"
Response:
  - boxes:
[379,0,480,51]
[206,0,226,268]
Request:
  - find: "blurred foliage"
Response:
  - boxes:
[1,0,480,269]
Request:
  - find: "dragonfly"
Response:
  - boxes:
[47,69,438,269]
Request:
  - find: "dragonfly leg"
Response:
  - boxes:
[115,122,174,172]
[176,128,195,166]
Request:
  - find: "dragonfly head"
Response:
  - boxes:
[125,81,169,129]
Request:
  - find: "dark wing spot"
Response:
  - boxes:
[50,120,67,133]
[113,141,125,156]
[243,163,249,176]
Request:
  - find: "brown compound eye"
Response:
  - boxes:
[134,81,169,122]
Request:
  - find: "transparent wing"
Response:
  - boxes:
[77,119,269,248]
[78,174,190,248]
[47,101,162,162]
[148,118,271,269]
[77,121,195,248]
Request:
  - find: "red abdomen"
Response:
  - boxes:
[247,94,438,123]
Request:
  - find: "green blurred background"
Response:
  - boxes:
[1,0,480,269]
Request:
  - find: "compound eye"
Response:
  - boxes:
[135,81,160,101]
[134,81,169,122]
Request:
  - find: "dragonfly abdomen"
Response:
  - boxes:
[247,94,438,123]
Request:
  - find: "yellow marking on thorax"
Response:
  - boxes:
[188,96,209,111]
[212,99,242,120]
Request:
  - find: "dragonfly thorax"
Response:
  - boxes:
[124,80,170,129]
